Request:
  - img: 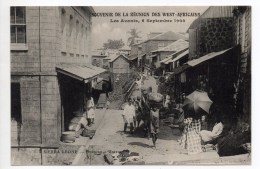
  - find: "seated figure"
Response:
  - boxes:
[200,116,224,143]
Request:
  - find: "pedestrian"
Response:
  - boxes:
[164,95,171,108]
[135,96,142,127]
[132,97,137,128]
[141,91,151,138]
[150,105,160,147]
[86,96,95,126]
[122,98,135,134]
[186,117,203,155]
[135,77,142,90]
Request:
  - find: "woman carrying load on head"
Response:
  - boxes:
[150,104,160,147]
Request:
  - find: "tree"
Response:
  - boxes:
[127,28,141,46]
[103,39,125,49]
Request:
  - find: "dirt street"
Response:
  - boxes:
[83,76,250,165]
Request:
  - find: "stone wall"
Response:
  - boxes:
[11,76,41,146]
[191,18,235,59]
[11,148,41,165]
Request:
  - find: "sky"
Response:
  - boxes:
[91,6,209,50]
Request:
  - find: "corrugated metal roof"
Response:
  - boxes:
[128,54,138,60]
[200,6,235,19]
[172,64,191,74]
[172,50,189,62]
[187,47,233,67]
[152,39,189,52]
[109,54,129,63]
[149,54,158,58]
[188,6,235,30]
[56,64,106,82]
[160,56,172,64]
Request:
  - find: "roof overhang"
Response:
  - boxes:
[56,64,107,83]
[187,47,235,67]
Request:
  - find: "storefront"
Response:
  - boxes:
[56,64,106,131]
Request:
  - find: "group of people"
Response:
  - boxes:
[122,93,160,147]
[158,93,225,155]
[179,113,224,155]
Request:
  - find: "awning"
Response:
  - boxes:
[172,64,191,74]
[172,50,189,62]
[138,53,146,59]
[187,47,233,67]
[149,54,158,58]
[128,55,138,61]
[164,58,174,64]
[160,57,172,64]
[56,64,107,83]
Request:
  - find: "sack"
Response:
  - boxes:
[82,129,96,138]
[68,117,82,131]
[148,92,163,102]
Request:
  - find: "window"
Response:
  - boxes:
[11,7,26,44]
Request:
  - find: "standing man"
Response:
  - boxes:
[122,98,136,134]
[86,96,95,126]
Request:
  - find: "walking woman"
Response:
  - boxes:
[150,105,160,147]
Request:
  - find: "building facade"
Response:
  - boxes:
[10,6,100,165]
[233,6,251,123]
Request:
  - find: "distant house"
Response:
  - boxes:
[108,55,134,104]
[151,39,189,69]
[119,46,131,56]
[91,54,107,68]
[160,49,189,73]
[140,31,189,74]
[109,54,130,74]
[128,41,143,68]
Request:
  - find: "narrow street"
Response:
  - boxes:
[81,76,247,165]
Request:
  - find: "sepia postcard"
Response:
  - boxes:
[9,5,251,166]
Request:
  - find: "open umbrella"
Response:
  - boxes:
[182,90,213,119]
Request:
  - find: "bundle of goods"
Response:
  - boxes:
[147,92,163,109]
[104,149,144,165]
[148,92,163,103]
[82,129,96,139]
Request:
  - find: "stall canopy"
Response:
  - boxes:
[172,64,191,74]
[56,64,107,83]
[172,50,189,62]
[172,46,237,74]
[149,54,158,58]
[187,47,235,67]
[160,56,172,64]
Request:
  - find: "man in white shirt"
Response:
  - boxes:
[122,98,136,134]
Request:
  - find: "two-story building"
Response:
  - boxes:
[10,6,106,165]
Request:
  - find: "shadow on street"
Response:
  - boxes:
[128,142,154,148]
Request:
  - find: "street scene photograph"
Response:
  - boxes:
[9,6,251,165]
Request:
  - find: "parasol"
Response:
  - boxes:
[182,90,213,119]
